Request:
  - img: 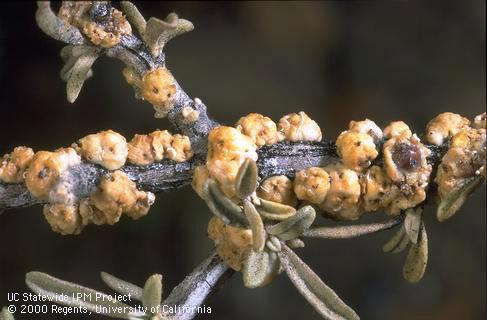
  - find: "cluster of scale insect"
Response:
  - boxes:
[194,111,486,276]
[0,129,193,235]
[58,1,132,48]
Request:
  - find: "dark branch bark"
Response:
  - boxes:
[0,160,192,211]
[122,160,193,192]
[0,183,40,212]
[161,250,233,320]
[257,141,339,178]
[0,142,447,212]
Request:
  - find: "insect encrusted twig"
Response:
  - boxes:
[0,2,485,320]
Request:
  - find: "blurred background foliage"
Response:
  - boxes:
[0,1,485,319]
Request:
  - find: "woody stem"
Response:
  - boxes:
[0,142,446,212]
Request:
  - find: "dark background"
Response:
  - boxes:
[0,1,485,319]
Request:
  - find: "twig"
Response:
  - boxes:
[106,34,219,153]
[0,142,447,211]
[161,250,233,320]
[2,2,481,320]
[0,160,191,210]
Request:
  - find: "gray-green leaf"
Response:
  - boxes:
[437,175,484,222]
[278,244,359,320]
[100,272,143,302]
[243,200,266,252]
[256,198,296,221]
[304,216,403,240]
[0,307,14,320]
[66,53,99,103]
[142,274,163,312]
[404,208,422,244]
[403,222,428,283]
[266,206,316,241]
[235,158,258,199]
[60,45,98,82]
[286,238,305,248]
[120,1,147,36]
[143,14,194,56]
[204,180,248,227]
[242,250,280,288]
[382,224,410,254]
[266,235,282,252]
[25,272,147,319]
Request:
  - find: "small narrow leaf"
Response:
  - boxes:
[383,224,410,254]
[235,158,258,199]
[60,45,97,62]
[60,46,98,81]
[403,223,428,283]
[266,206,316,241]
[437,175,484,222]
[143,14,194,56]
[142,274,163,311]
[404,208,422,244]
[243,200,266,252]
[204,180,248,227]
[60,45,75,62]
[278,244,359,320]
[100,272,143,302]
[266,235,282,252]
[120,1,147,36]
[392,234,410,254]
[60,55,78,81]
[242,250,280,288]
[286,238,305,248]
[66,53,99,103]
[0,307,14,320]
[256,198,296,220]
[25,272,147,319]
[304,216,403,239]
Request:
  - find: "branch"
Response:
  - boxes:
[0,142,447,212]
[35,2,218,154]
[0,160,192,211]
[0,183,40,212]
[106,34,219,153]
[6,2,483,320]
[257,141,338,178]
[162,250,233,320]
